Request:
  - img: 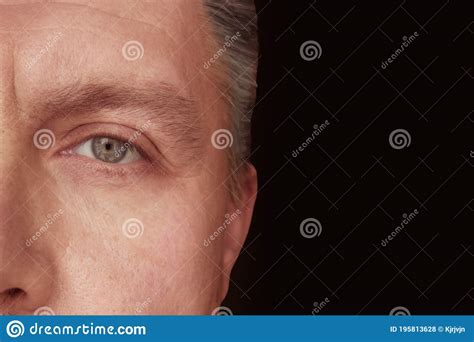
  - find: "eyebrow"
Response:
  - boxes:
[34,81,204,156]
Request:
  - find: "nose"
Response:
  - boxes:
[0,165,58,314]
[0,40,56,315]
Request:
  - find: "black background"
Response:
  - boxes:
[223,0,473,314]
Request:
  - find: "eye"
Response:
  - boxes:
[74,136,143,164]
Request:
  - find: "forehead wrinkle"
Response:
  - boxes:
[0,1,191,32]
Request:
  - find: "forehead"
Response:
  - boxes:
[0,0,219,113]
[0,0,191,28]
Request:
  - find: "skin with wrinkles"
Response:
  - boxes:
[0,1,257,314]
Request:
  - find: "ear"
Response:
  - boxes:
[218,162,258,302]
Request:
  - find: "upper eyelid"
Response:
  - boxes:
[44,106,202,174]
[29,83,206,170]
[33,81,202,148]
[52,122,150,156]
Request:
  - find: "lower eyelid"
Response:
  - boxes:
[56,152,156,179]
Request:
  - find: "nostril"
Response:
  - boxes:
[0,288,25,305]
[6,288,24,298]
[0,288,26,314]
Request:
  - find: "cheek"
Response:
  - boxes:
[50,174,226,313]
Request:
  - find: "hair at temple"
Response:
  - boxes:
[203,0,258,199]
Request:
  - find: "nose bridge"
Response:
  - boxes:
[0,33,16,116]
[0,33,24,166]
[0,32,26,226]
[0,36,57,314]
[0,32,24,226]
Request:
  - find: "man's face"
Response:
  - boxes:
[0,0,257,314]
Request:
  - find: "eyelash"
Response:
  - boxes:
[78,136,142,163]
[63,133,145,158]
[54,123,164,177]
[80,134,146,158]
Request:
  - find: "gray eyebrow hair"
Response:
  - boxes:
[35,81,204,154]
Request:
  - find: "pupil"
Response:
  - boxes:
[91,137,127,163]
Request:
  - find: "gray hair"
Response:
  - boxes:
[203,0,259,176]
